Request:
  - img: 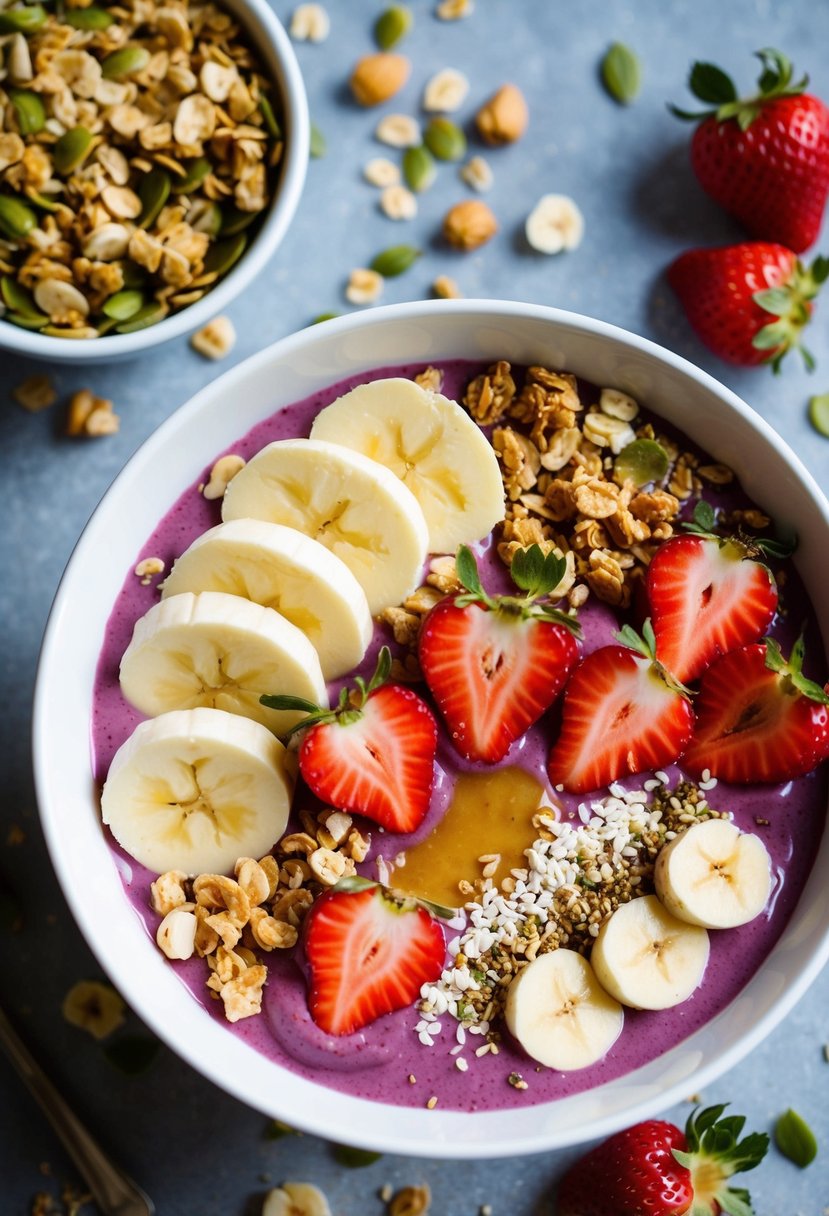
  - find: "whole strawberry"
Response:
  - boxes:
[556,1104,769,1216]
[667,242,828,370]
[672,49,829,252]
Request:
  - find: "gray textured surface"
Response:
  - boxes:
[2,0,829,1212]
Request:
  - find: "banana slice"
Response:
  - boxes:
[161,520,371,680]
[309,377,505,554]
[591,894,709,1011]
[504,949,624,1070]
[654,819,772,930]
[101,707,295,875]
[221,438,429,614]
[525,194,584,254]
[119,591,328,734]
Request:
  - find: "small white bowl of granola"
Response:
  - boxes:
[0,0,307,361]
[33,300,829,1155]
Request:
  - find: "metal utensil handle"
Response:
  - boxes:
[0,1003,155,1216]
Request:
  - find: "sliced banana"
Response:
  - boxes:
[161,520,371,680]
[309,377,505,554]
[525,193,584,254]
[591,894,709,1011]
[220,438,429,614]
[655,819,772,930]
[101,707,295,875]
[120,591,327,734]
[504,949,624,1070]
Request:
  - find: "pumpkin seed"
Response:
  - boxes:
[101,46,151,80]
[1,274,39,316]
[114,302,166,333]
[203,232,247,277]
[53,127,94,176]
[310,312,339,324]
[310,123,326,159]
[65,5,113,29]
[601,42,642,105]
[259,93,281,139]
[808,392,829,438]
[613,438,669,487]
[331,1144,382,1168]
[219,205,257,237]
[402,144,436,192]
[0,5,47,34]
[119,261,149,289]
[0,194,37,239]
[369,244,421,277]
[374,4,412,50]
[102,290,145,321]
[27,190,63,213]
[774,1108,817,1169]
[9,89,45,136]
[4,310,49,330]
[138,168,171,228]
[96,317,118,336]
[189,200,222,236]
[423,116,466,162]
[174,157,211,194]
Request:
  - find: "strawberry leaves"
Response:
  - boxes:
[673,1104,769,1216]
[682,500,795,561]
[751,253,829,372]
[670,48,809,131]
[764,634,829,704]
[455,543,581,633]
[261,646,394,736]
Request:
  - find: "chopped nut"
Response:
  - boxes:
[460,155,493,192]
[309,846,349,886]
[436,0,473,17]
[289,3,331,42]
[263,1182,332,1216]
[101,185,142,220]
[464,359,516,424]
[34,278,89,324]
[191,315,237,360]
[346,828,371,862]
[203,452,245,499]
[173,93,216,146]
[443,199,498,250]
[364,157,401,187]
[249,906,299,950]
[600,387,639,422]
[66,389,117,438]
[697,463,734,485]
[84,407,121,437]
[345,267,384,305]
[475,84,528,145]
[350,53,411,107]
[12,375,57,413]
[193,873,251,925]
[220,963,267,1022]
[156,907,198,960]
[414,365,444,391]
[432,274,461,299]
[279,832,319,857]
[150,869,189,914]
[423,68,469,112]
[389,1185,431,1216]
[61,980,125,1040]
[83,223,131,263]
[134,556,165,584]
[582,410,636,454]
[375,113,421,147]
[381,184,417,220]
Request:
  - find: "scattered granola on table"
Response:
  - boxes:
[0,0,284,340]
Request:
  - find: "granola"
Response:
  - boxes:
[0,0,284,339]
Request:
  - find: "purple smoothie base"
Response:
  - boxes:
[91,360,828,1114]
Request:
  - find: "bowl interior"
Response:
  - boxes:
[0,0,308,363]
[33,301,829,1156]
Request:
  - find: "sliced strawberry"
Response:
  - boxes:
[261,648,437,833]
[303,881,446,1035]
[646,502,784,684]
[547,624,694,794]
[419,544,580,763]
[683,636,829,784]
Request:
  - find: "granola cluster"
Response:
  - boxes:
[151,809,370,1022]
[0,0,283,338]
[463,360,738,609]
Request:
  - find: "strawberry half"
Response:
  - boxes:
[303,879,446,1036]
[667,241,827,371]
[556,1103,769,1216]
[646,500,787,685]
[671,49,829,254]
[261,647,437,833]
[547,622,694,794]
[683,635,829,784]
[418,544,581,764]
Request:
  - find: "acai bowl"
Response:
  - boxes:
[33,301,829,1157]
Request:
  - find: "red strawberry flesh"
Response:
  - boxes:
[547,645,694,793]
[419,597,579,763]
[299,683,437,833]
[647,535,777,684]
[556,1119,692,1216]
[683,641,829,783]
[304,885,445,1036]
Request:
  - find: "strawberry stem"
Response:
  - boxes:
[614,619,694,696]
[669,47,809,130]
[672,1104,769,1216]
[260,645,396,736]
[682,500,796,560]
[763,634,829,704]
[751,253,828,372]
[454,543,582,635]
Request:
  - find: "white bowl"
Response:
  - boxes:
[33,301,829,1156]
[0,0,308,363]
